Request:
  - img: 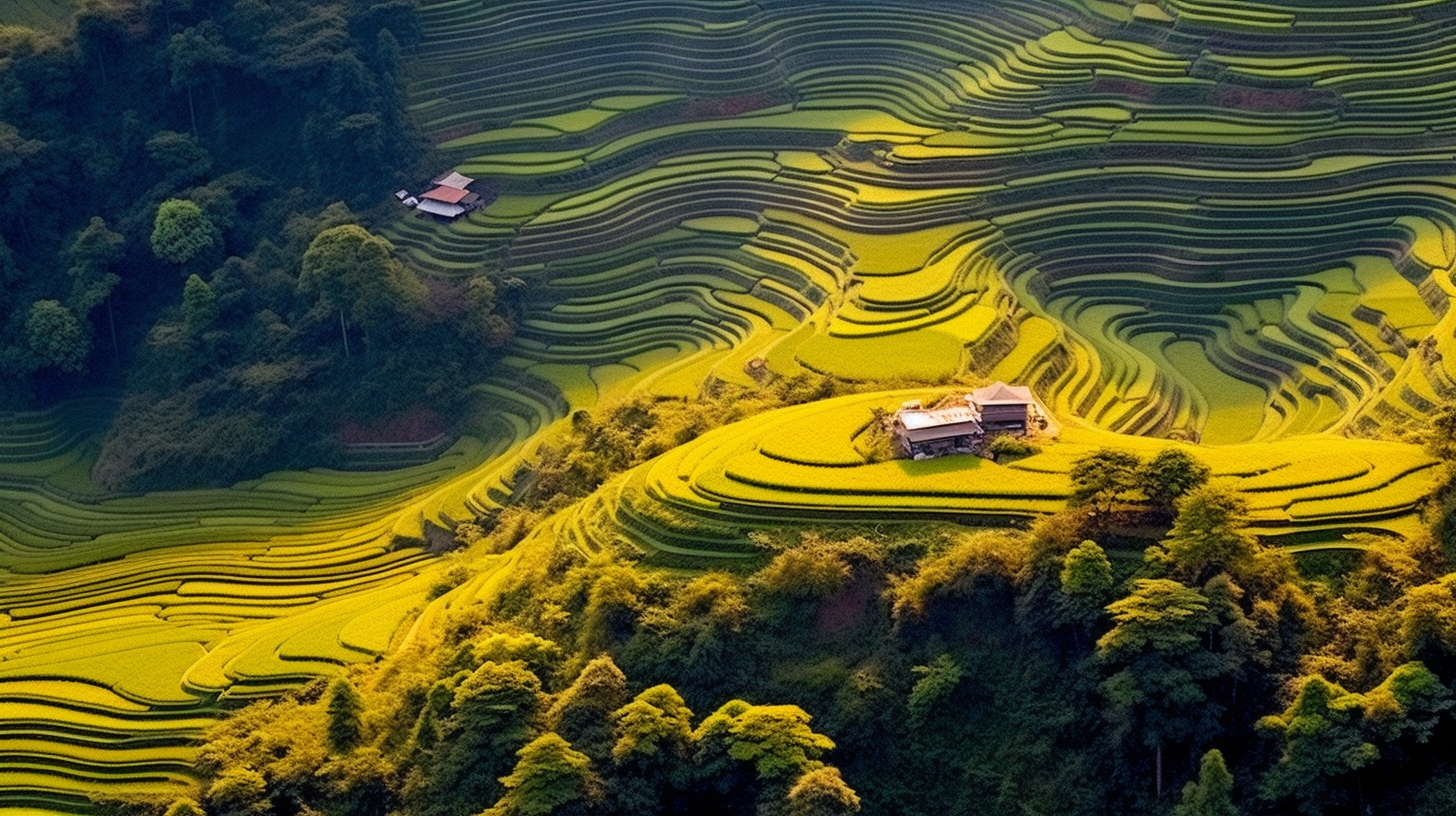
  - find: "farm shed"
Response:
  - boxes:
[432,171,475,189]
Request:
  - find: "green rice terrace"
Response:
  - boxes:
[10,0,1456,810]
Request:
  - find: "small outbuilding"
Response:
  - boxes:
[432,171,475,190]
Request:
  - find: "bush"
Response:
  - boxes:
[987,433,1040,460]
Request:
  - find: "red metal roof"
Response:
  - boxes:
[421,186,471,204]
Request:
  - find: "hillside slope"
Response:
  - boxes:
[8,0,1456,810]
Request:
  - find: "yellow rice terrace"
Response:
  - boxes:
[4,0,1456,815]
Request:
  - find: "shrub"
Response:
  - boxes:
[987,433,1040,460]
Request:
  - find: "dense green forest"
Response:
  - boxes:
[0,0,513,490]
[158,409,1456,816]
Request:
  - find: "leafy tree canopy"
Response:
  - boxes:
[1069,448,1144,511]
[694,701,835,781]
[151,198,219,265]
[547,654,629,759]
[484,733,602,816]
[326,678,364,753]
[1059,539,1114,624]
[787,766,862,816]
[181,273,217,334]
[1164,484,1257,584]
[298,223,423,329]
[25,299,88,373]
[1141,448,1211,510]
[1258,676,1378,815]
[1173,749,1240,816]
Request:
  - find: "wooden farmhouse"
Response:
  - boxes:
[892,402,984,459]
[892,382,1049,460]
[405,171,489,220]
[969,382,1039,434]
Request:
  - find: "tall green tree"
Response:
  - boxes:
[64,216,124,356]
[297,223,424,355]
[145,131,213,184]
[1173,749,1240,816]
[610,684,695,816]
[1258,676,1378,815]
[181,274,218,335]
[906,654,962,729]
[548,654,629,761]
[1069,449,1144,512]
[65,216,124,311]
[1096,579,1222,799]
[1058,539,1115,629]
[1163,485,1257,584]
[1140,448,1211,512]
[694,700,835,782]
[168,22,237,134]
[1363,661,1451,744]
[613,684,695,763]
[326,679,364,754]
[463,273,512,346]
[484,733,602,816]
[414,661,547,816]
[787,766,862,816]
[1199,574,1261,693]
[1397,578,1456,674]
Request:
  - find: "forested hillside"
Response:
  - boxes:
[183,423,1456,816]
[0,0,513,490]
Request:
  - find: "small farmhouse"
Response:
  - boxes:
[969,382,1040,434]
[416,185,480,218]
[892,382,1050,460]
[893,402,984,459]
[400,172,490,220]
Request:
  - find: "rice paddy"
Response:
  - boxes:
[10,0,1456,808]
[388,0,1456,445]
[0,391,554,810]
[532,390,1443,565]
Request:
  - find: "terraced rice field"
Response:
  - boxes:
[380,0,1456,562]
[391,0,1456,442]
[0,391,562,811]
[12,0,1456,809]
[534,390,1444,564]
